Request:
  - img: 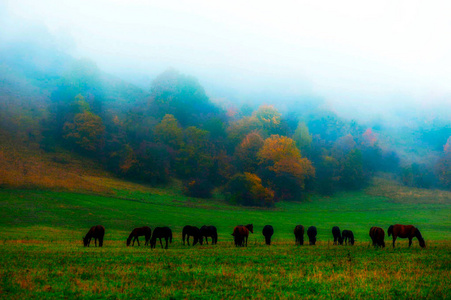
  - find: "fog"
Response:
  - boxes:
[2,0,451,124]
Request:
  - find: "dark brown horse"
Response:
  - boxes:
[200,225,218,245]
[307,226,317,245]
[262,225,274,245]
[232,224,253,247]
[294,225,305,245]
[182,225,202,246]
[127,226,151,246]
[388,224,425,248]
[83,225,105,247]
[369,226,385,248]
[150,227,173,249]
[332,226,343,245]
[342,230,355,245]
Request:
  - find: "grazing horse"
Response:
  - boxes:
[127,226,151,246]
[293,225,305,245]
[83,225,105,247]
[307,226,317,245]
[342,230,355,245]
[150,227,173,249]
[262,225,274,245]
[182,225,203,246]
[232,224,253,247]
[369,226,385,248]
[200,225,218,245]
[332,226,343,245]
[388,224,426,248]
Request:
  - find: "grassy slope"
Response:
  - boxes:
[0,180,450,299]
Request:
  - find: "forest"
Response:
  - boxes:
[1,38,451,208]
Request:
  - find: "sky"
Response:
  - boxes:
[3,0,451,122]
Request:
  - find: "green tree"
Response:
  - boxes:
[153,114,183,149]
[293,121,312,156]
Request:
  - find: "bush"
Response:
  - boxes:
[224,173,274,207]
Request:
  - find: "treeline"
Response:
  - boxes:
[3,55,451,205]
[37,63,420,206]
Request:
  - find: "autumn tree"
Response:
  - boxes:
[224,172,275,207]
[234,131,264,173]
[257,135,315,200]
[254,105,282,135]
[63,101,105,154]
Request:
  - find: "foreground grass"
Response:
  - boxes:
[0,240,449,299]
[0,188,450,299]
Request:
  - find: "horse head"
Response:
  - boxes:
[246,224,254,233]
[387,225,394,237]
[415,229,426,248]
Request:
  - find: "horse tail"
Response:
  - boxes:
[387,225,393,237]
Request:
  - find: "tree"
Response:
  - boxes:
[257,135,315,200]
[254,105,282,135]
[293,121,312,156]
[235,131,264,173]
[339,149,366,190]
[150,69,220,127]
[153,114,183,150]
[224,172,274,207]
[63,110,105,153]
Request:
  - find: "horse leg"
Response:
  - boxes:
[95,238,97,247]
[392,236,397,248]
[408,238,412,247]
[137,237,140,246]
[182,234,185,245]
[159,238,164,249]
[187,235,190,246]
[205,236,209,245]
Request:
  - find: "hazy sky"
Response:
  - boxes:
[3,0,451,121]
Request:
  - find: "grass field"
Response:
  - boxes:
[0,184,450,299]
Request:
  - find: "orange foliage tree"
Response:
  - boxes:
[225,172,274,207]
[258,135,315,200]
[235,131,264,173]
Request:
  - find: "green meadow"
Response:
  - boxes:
[0,187,450,299]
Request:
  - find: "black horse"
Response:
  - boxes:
[307,226,317,245]
[150,227,173,249]
[182,225,202,246]
[83,225,105,247]
[200,225,218,245]
[262,225,274,245]
[332,226,343,245]
[369,226,385,248]
[127,226,152,246]
[294,225,304,245]
[342,230,354,245]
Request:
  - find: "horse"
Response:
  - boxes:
[83,225,105,247]
[150,227,173,249]
[307,226,317,245]
[232,224,253,247]
[262,225,274,245]
[126,226,152,246]
[332,226,343,245]
[182,225,202,246]
[388,224,425,248]
[369,226,385,248]
[293,225,304,245]
[200,225,218,245]
[342,230,354,245]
